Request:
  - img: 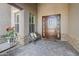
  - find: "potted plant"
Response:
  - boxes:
[5,26,17,43]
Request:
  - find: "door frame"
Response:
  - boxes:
[42,14,61,39]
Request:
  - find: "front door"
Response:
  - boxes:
[42,15,61,39]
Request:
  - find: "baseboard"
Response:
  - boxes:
[66,34,79,53]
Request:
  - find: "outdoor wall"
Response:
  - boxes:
[37,3,69,41]
[15,3,37,36]
[0,3,11,35]
[16,3,37,15]
[14,3,37,45]
[68,4,79,52]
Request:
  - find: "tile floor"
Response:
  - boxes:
[1,39,79,56]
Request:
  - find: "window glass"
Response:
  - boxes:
[15,12,20,33]
[29,13,36,33]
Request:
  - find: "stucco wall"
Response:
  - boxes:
[37,3,69,41]
[0,3,11,35]
[15,3,37,16]
[68,4,79,52]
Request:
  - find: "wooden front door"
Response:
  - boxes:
[42,15,61,39]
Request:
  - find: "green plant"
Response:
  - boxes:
[5,27,17,41]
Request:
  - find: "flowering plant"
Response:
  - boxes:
[6,27,13,36]
[4,26,17,42]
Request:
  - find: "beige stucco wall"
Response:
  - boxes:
[68,4,79,52]
[15,3,37,16]
[37,3,69,41]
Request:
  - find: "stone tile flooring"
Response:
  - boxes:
[1,39,79,56]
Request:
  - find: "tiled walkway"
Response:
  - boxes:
[2,39,79,56]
